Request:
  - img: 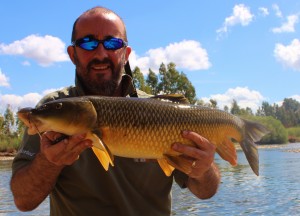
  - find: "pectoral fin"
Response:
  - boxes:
[157,158,175,176]
[87,132,114,171]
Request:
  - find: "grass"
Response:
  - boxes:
[0,137,21,153]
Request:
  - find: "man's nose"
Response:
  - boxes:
[93,43,108,59]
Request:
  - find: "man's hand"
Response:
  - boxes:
[171,130,216,178]
[40,131,93,166]
[172,131,220,199]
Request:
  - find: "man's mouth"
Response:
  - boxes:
[92,65,110,70]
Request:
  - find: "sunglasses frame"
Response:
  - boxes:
[72,36,128,51]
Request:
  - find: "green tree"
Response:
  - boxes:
[132,66,151,94]
[0,114,4,137]
[146,69,158,95]
[257,101,276,117]
[238,107,254,116]
[230,100,241,115]
[280,98,300,127]
[246,115,288,144]
[177,72,196,104]
[2,105,15,137]
[224,105,229,113]
[242,98,300,129]
[157,63,169,93]
[157,62,196,103]
[245,107,254,116]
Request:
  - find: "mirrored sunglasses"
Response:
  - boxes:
[72,36,128,51]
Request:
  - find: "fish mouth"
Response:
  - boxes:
[17,107,33,127]
[17,108,42,135]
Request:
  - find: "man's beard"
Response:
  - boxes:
[74,56,124,96]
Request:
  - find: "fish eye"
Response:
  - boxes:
[39,104,48,110]
[55,103,63,110]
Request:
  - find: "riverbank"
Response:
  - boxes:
[0,152,15,161]
[235,143,300,153]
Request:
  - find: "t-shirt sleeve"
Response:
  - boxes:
[11,128,41,176]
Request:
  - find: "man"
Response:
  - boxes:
[11,6,220,216]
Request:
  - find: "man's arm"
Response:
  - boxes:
[11,153,63,211]
[186,162,220,199]
[172,131,221,199]
[11,132,92,211]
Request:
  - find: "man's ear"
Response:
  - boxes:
[67,46,76,65]
[125,46,132,63]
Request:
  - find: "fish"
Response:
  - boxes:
[17,95,269,176]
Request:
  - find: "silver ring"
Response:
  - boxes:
[192,160,197,168]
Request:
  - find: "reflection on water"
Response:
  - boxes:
[1,143,300,215]
[171,143,300,216]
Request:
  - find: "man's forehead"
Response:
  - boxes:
[74,14,124,41]
[79,12,120,25]
[76,12,124,35]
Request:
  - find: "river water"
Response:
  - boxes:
[1,143,299,216]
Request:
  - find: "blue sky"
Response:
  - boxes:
[0,0,299,114]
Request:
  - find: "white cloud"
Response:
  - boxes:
[0,87,63,114]
[201,86,265,112]
[0,93,42,114]
[274,39,300,71]
[0,34,69,67]
[0,69,10,87]
[272,4,283,18]
[217,4,254,35]
[129,40,211,74]
[272,14,299,33]
[258,7,269,17]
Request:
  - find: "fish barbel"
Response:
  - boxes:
[17,95,269,176]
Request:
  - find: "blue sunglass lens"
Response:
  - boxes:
[103,38,123,50]
[79,41,99,50]
[75,37,125,51]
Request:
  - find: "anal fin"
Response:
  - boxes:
[157,158,175,176]
[216,138,237,166]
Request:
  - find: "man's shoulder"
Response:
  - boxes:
[37,85,77,106]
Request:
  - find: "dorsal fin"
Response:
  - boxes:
[151,94,190,104]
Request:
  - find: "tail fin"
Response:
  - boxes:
[240,119,269,176]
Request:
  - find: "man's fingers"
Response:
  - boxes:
[181,130,216,151]
[40,132,92,166]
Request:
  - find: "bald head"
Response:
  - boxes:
[71,6,127,43]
